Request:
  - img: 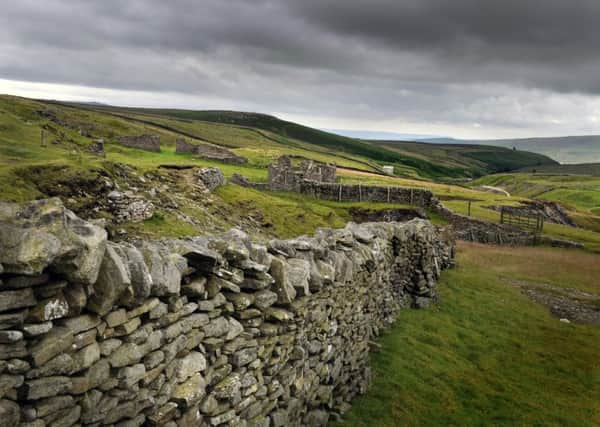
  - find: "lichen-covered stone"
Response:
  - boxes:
[172,373,206,408]
[88,242,132,315]
[0,399,20,425]
[20,376,72,400]
[0,198,107,284]
[0,288,36,313]
[26,291,70,322]
[269,257,297,304]
[30,326,73,367]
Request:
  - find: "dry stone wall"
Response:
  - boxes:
[297,181,437,208]
[118,135,161,152]
[0,198,454,427]
[236,167,545,246]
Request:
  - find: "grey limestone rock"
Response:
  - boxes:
[0,198,107,284]
[88,242,131,315]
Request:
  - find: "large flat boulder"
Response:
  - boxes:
[0,198,107,284]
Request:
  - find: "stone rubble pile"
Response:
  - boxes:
[0,198,453,427]
[196,168,226,192]
[107,191,156,223]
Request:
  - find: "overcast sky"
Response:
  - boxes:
[1,0,600,139]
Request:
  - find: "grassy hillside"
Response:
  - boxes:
[426,135,600,164]
[336,167,600,251]
[2,94,599,249]
[516,162,600,176]
[62,101,556,179]
[337,242,600,426]
[472,173,600,214]
[371,140,557,177]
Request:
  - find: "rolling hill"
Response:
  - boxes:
[58,100,557,179]
[424,135,600,164]
[369,140,557,177]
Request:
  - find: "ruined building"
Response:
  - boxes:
[117,134,161,152]
[175,138,247,164]
[267,156,336,191]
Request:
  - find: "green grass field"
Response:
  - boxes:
[471,173,600,236]
[337,242,600,427]
[372,140,557,178]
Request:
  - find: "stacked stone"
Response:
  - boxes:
[107,191,155,223]
[239,167,541,247]
[88,139,105,157]
[175,138,248,165]
[117,135,161,153]
[0,198,454,426]
[196,168,225,192]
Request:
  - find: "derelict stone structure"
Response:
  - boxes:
[88,139,105,157]
[0,198,453,426]
[175,139,247,165]
[238,158,554,246]
[267,157,336,192]
[118,135,161,152]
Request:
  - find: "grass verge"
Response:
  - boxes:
[336,242,600,427]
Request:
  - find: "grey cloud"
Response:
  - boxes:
[0,0,599,137]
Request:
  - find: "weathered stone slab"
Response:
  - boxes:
[269,257,296,304]
[26,291,70,322]
[0,330,23,344]
[22,321,53,337]
[0,399,20,425]
[0,310,27,330]
[1,273,49,289]
[30,326,73,367]
[0,288,36,313]
[59,314,101,335]
[88,242,132,315]
[172,373,206,408]
[35,395,74,418]
[19,376,72,400]
[0,198,107,284]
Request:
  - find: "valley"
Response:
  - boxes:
[1,94,599,426]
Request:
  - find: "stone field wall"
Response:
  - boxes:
[0,198,454,427]
[236,175,538,246]
[297,181,438,209]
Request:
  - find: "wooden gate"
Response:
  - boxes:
[500,207,544,234]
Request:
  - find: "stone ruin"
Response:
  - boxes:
[196,167,226,192]
[107,190,155,223]
[88,139,105,157]
[0,198,453,426]
[175,139,247,165]
[118,135,161,152]
[267,156,336,191]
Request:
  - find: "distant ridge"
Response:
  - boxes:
[419,135,600,164]
[324,129,442,141]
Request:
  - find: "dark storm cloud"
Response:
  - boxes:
[1,0,600,136]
